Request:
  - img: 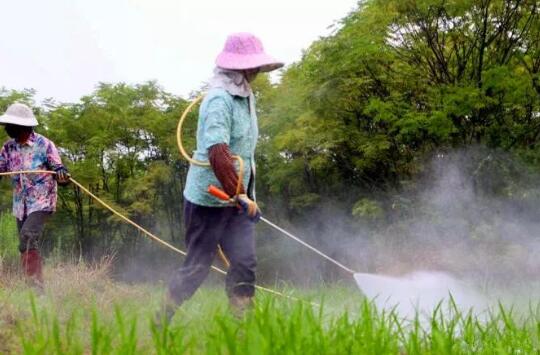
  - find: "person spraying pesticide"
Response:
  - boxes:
[0,103,70,288]
[163,33,283,319]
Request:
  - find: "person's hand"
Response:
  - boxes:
[236,194,261,222]
[54,167,71,186]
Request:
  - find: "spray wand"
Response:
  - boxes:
[178,96,357,276]
[208,185,356,275]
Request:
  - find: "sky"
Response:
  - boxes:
[0,0,358,104]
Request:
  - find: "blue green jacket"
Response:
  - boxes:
[183,88,258,207]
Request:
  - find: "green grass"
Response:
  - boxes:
[1,263,540,354]
[0,212,19,269]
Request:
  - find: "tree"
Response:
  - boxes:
[257,0,540,216]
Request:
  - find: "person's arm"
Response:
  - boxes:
[46,140,70,185]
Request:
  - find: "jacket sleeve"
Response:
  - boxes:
[208,143,245,197]
[0,144,8,173]
[202,96,233,149]
[46,140,64,171]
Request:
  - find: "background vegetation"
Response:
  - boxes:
[0,0,539,284]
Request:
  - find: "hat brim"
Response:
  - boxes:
[216,52,284,72]
[0,114,38,127]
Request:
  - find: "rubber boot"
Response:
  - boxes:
[21,250,44,289]
[229,295,253,318]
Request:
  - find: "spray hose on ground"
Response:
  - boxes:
[0,170,311,305]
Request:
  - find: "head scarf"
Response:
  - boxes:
[209,67,252,97]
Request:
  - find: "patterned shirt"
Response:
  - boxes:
[0,132,64,220]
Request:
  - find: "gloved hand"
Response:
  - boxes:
[236,194,261,223]
[54,166,71,186]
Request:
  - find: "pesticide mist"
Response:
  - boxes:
[356,148,540,319]
[354,271,487,321]
[259,147,540,319]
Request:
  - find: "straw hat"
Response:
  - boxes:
[0,103,38,127]
[215,33,284,72]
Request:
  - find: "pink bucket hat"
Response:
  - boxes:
[215,33,284,72]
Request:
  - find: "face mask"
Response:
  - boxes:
[243,69,260,83]
[5,124,20,139]
[4,124,30,140]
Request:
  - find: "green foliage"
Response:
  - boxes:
[5,285,540,354]
[256,0,540,218]
[0,212,18,267]
[0,88,36,112]
[352,198,384,220]
[289,193,321,210]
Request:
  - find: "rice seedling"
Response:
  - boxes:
[1,262,539,354]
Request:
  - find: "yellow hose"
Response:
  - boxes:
[0,95,316,305]
[176,96,207,167]
[0,171,190,259]
[0,170,312,304]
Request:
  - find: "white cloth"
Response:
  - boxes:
[209,68,252,98]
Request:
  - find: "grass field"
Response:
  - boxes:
[1,262,539,354]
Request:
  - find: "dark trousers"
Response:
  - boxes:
[168,200,256,305]
[17,211,51,253]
